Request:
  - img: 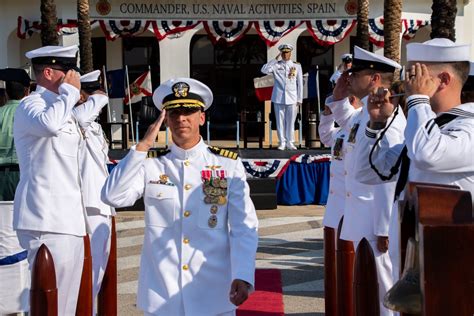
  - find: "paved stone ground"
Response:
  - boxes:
[116,204,326,315]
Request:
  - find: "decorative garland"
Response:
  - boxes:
[203,20,252,44]
[306,19,356,46]
[16,16,430,48]
[242,159,285,178]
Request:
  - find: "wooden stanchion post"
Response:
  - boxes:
[353,238,379,316]
[324,226,337,316]
[336,217,355,316]
[98,217,117,316]
[76,235,93,316]
[30,244,58,316]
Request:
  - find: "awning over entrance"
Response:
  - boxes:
[17,16,429,48]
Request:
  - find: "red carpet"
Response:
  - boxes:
[237,269,284,316]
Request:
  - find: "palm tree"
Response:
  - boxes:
[78,0,94,73]
[430,0,457,41]
[356,0,370,50]
[383,0,403,79]
[40,0,59,45]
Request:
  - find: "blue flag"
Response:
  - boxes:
[106,69,125,98]
[307,69,318,99]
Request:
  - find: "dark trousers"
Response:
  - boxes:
[0,165,20,201]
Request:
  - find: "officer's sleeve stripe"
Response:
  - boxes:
[407,97,430,110]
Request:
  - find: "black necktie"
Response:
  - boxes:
[393,113,458,200]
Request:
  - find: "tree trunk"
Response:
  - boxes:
[40,0,59,46]
[78,0,94,73]
[384,0,403,80]
[430,0,457,41]
[356,0,370,50]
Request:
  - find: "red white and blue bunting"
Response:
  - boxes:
[16,16,430,48]
[149,20,200,40]
[254,20,303,46]
[402,19,430,40]
[99,20,151,41]
[242,159,286,178]
[306,19,356,46]
[203,21,252,44]
[369,17,385,47]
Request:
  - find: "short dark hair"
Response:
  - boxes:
[6,81,27,100]
[449,61,470,85]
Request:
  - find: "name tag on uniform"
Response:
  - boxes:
[347,123,360,143]
[333,137,344,160]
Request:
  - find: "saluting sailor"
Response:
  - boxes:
[328,46,406,316]
[354,38,474,286]
[261,43,303,150]
[13,45,94,315]
[74,69,115,312]
[102,78,259,316]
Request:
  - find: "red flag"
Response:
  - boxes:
[253,75,274,102]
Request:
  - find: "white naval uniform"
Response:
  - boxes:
[318,111,357,229]
[261,59,303,146]
[326,95,406,316]
[13,83,88,316]
[102,139,259,316]
[74,94,116,307]
[355,96,474,281]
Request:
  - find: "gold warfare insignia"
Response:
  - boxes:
[205,165,221,170]
[172,82,189,98]
[159,174,169,184]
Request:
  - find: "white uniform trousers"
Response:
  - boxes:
[274,103,297,146]
[86,208,112,311]
[354,240,394,316]
[0,202,29,314]
[17,230,84,316]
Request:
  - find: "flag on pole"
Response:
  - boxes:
[106,69,126,98]
[124,70,152,104]
[253,74,274,102]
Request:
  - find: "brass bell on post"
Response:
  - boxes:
[383,237,422,314]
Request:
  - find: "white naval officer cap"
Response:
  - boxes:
[278,44,294,53]
[349,46,401,73]
[153,78,213,111]
[341,53,353,60]
[25,45,80,71]
[80,70,102,92]
[407,38,471,62]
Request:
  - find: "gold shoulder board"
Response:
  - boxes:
[147,149,170,159]
[208,146,239,160]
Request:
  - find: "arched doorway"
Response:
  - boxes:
[190,35,267,140]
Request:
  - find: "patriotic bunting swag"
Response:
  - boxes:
[99,20,150,41]
[203,21,252,44]
[306,19,356,46]
[17,16,429,48]
[149,20,200,40]
[242,160,285,178]
[369,17,385,47]
[255,20,303,46]
[402,19,430,40]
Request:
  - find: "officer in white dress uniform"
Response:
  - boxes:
[261,44,303,150]
[102,78,259,316]
[13,45,91,315]
[329,53,353,87]
[354,38,474,282]
[327,46,406,316]
[74,70,115,310]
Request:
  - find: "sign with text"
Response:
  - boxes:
[90,0,359,19]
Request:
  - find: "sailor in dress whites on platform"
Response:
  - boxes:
[0,68,31,315]
[327,46,406,316]
[329,53,353,87]
[74,70,115,310]
[261,44,303,150]
[102,78,259,316]
[354,38,474,283]
[13,45,93,315]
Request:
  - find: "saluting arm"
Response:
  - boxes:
[318,112,338,147]
[261,59,279,75]
[101,148,146,208]
[73,94,108,128]
[405,96,474,173]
